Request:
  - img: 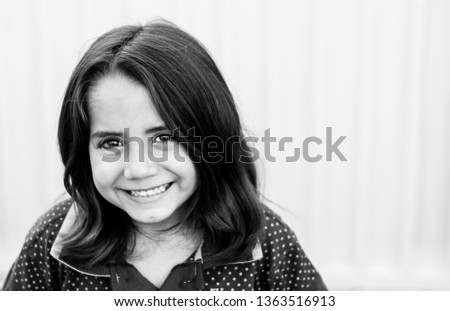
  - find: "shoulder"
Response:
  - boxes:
[259,206,310,265]
[261,206,298,243]
[259,206,302,261]
[2,197,74,290]
[23,197,73,249]
[257,206,328,290]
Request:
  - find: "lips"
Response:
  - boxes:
[125,182,173,198]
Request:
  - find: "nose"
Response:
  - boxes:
[123,145,159,179]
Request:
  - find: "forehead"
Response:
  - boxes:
[88,74,164,131]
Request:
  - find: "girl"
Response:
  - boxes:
[3,20,326,291]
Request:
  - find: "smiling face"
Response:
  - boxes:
[88,74,197,231]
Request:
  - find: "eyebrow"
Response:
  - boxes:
[90,126,168,140]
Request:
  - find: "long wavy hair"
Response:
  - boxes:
[58,20,264,268]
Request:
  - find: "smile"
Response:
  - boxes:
[127,183,173,198]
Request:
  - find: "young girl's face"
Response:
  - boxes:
[88,74,197,231]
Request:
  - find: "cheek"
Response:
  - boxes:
[90,157,120,190]
[187,162,198,185]
[166,153,197,187]
[179,161,198,189]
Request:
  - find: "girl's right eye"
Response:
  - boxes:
[99,138,124,150]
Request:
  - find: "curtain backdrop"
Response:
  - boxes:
[0,0,449,290]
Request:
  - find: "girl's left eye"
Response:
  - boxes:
[153,134,173,143]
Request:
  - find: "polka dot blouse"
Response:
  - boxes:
[2,199,327,291]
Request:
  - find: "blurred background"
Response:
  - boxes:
[0,0,449,290]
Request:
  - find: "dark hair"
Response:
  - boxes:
[58,20,264,268]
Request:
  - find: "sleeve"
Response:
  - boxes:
[2,218,64,290]
[259,211,327,291]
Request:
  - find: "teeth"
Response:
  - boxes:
[130,183,170,197]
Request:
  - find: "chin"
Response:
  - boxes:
[130,209,180,228]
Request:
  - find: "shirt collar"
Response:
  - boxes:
[51,204,263,277]
[50,204,111,277]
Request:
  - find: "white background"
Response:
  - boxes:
[0,0,449,290]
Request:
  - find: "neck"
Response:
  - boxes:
[129,223,203,260]
[135,222,189,245]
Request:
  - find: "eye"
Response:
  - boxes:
[99,137,124,150]
[153,133,173,144]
